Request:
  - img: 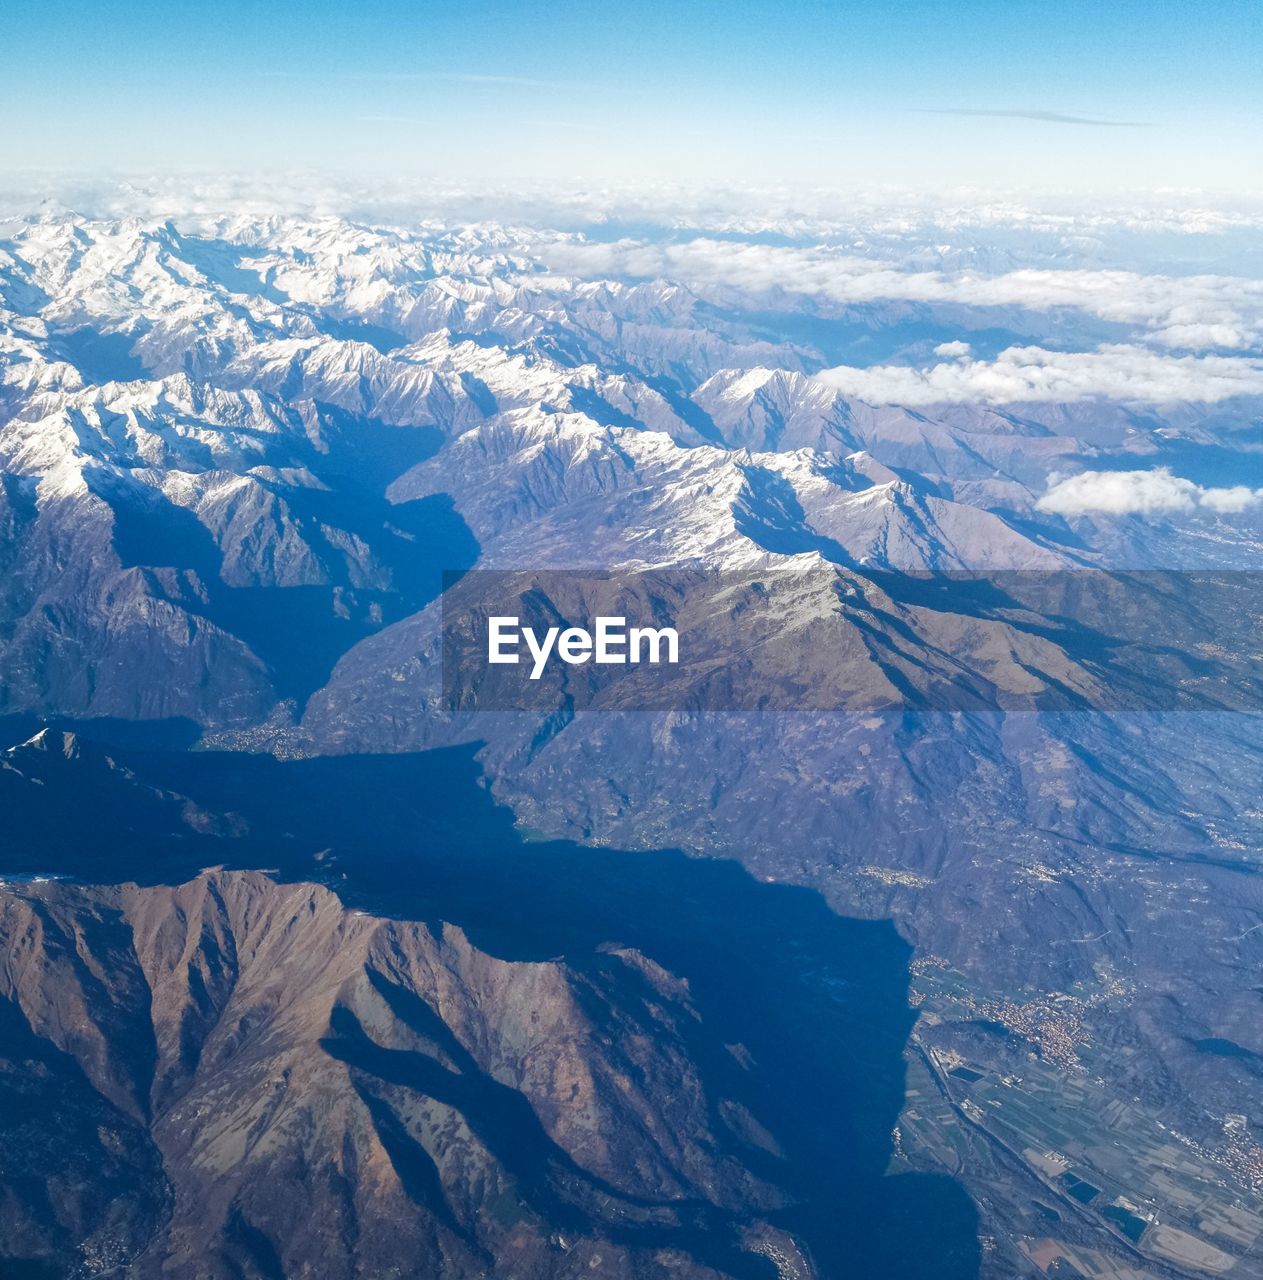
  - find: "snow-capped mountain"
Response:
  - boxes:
[5,210,1260,724]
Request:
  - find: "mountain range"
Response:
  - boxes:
[1,202,1262,1279]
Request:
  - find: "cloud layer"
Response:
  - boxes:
[1036,467,1263,516]
[813,345,1263,406]
[539,237,1263,352]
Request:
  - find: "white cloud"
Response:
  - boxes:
[4,177,1263,243]
[933,340,972,359]
[813,345,1263,406]
[1035,467,1263,517]
[538,237,1263,352]
[1193,484,1262,513]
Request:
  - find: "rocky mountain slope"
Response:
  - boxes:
[0,729,979,1280]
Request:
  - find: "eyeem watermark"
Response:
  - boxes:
[488,616,679,680]
[440,567,1263,713]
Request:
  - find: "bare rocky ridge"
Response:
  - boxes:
[0,869,781,1278]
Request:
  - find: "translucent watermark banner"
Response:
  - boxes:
[439,568,1263,713]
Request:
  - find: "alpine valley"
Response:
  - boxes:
[2,187,1263,1280]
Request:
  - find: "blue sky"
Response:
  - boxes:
[5,0,1260,190]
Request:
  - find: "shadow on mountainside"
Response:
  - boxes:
[0,735,979,1280]
[79,409,478,718]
